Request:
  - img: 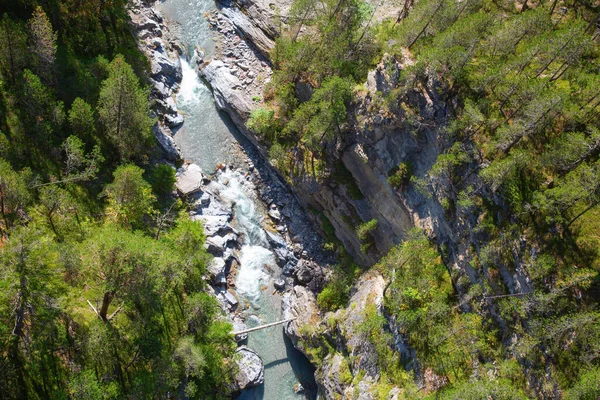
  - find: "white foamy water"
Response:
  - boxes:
[237,245,275,302]
[177,57,206,107]
[219,170,269,247]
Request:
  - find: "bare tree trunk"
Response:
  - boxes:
[534,28,581,78]
[99,291,115,321]
[393,0,414,27]
[408,0,445,49]
[3,19,16,84]
[567,199,600,228]
[502,100,560,154]
[354,0,382,50]
[293,5,314,42]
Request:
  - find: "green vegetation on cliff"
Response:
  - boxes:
[249,0,600,397]
[0,2,234,398]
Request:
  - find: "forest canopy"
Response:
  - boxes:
[0,1,235,398]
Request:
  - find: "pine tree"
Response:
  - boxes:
[68,97,96,141]
[27,7,57,84]
[103,164,156,229]
[97,55,154,161]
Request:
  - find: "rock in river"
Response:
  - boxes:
[175,164,203,195]
[233,346,265,390]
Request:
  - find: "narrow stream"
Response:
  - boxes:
[158,0,239,173]
[156,1,317,398]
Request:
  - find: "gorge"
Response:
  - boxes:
[0,0,598,397]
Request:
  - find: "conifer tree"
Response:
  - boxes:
[97,55,153,160]
[27,7,57,84]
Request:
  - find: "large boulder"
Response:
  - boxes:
[196,215,233,236]
[233,0,294,38]
[201,60,253,119]
[207,257,227,284]
[294,259,324,289]
[175,164,204,196]
[282,286,320,354]
[204,232,238,255]
[233,347,265,390]
[150,48,182,85]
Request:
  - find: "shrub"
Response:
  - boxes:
[357,219,378,242]
[246,107,278,139]
[387,162,413,188]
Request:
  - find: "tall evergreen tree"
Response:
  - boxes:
[27,7,57,85]
[97,55,154,161]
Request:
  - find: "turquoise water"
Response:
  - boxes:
[157,0,238,173]
[156,1,317,398]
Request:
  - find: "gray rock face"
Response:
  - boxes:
[234,0,294,38]
[224,291,238,307]
[201,60,252,119]
[152,123,180,161]
[282,286,320,354]
[295,80,314,103]
[294,259,324,290]
[204,233,238,254]
[150,49,182,84]
[196,215,233,236]
[284,274,393,398]
[219,5,275,57]
[129,0,183,160]
[366,54,400,96]
[233,347,265,390]
[207,257,227,284]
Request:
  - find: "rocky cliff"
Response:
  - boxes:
[129,0,184,160]
[193,0,537,396]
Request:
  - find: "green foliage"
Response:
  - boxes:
[0,14,28,83]
[437,378,529,399]
[97,55,154,161]
[20,69,65,145]
[564,366,600,400]
[28,6,57,84]
[0,158,32,233]
[104,164,156,229]
[317,278,350,311]
[331,160,364,200]
[387,161,413,188]
[357,218,378,241]
[283,76,353,148]
[246,107,279,139]
[68,97,96,141]
[0,3,235,398]
[145,163,176,199]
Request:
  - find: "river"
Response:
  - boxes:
[156,0,317,398]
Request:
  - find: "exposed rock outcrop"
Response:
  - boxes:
[232,346,265,390]
[218,4,275,57]
[129,0,183,160]
[283,274,399,398]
